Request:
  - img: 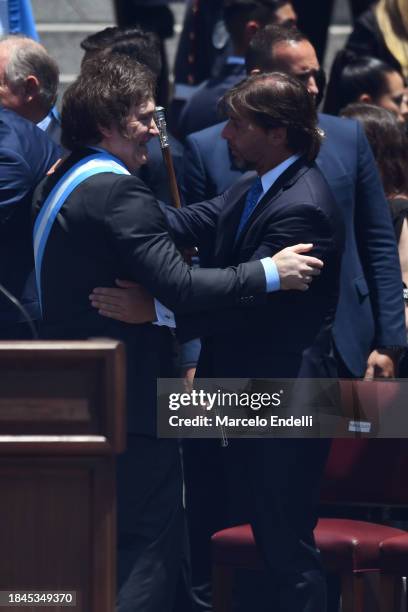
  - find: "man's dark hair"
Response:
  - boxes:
[223,0,292,45]
[80,26,119,53]
[220,71,322,161]
[324,51,401,115]
[80,26,162,76]
[61,54,155,151]
[245,24,306,72]
[341,103,408,197]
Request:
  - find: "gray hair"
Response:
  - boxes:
[0,35,59,109]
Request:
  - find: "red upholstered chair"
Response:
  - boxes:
[211,381,408,612]
[379,534,408,612]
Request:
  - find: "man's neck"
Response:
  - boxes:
[257,150,294,176]
[257,153,301,194]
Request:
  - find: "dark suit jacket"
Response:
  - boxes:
[177,62,246,141]
[0,107,61,323]
[182,114,406,375]
[167,158,344,378]
[32,149,266,435]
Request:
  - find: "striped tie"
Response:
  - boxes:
[236,176,263,240]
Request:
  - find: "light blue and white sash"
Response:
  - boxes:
[33,152,130,314]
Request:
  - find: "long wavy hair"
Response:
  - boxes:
[341,103,408,197]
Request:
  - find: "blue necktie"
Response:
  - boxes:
[236,176,263,240]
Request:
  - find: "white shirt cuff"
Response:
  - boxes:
[153,299,176,328]
[260,258,280,292]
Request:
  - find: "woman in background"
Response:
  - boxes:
[341,103,408,373]
[324,51,407,122]
[345,0,408,79]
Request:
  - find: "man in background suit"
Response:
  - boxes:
[0,35,61,144]
[177,0,297,140]
[0,107,60,338]
[91,71,344,612]
[183,24,406,379]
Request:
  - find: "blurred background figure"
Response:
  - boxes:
[0,0,38,40]
[341,102,408,374]
[292,0,375,62]
[173,0,296,104]
[324,51,408,122]
[345,0,408,79]
[173,0,227,102]
[177,0,297,140]
[113,0,174,106]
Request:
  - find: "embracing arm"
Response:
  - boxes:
[163,193,224,248]
[89,242,322,324]
[94,195,329,331]
[106,176,266,314]
[175,203,337,340]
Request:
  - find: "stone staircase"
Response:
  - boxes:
[32,0,115,93]
[31,0,186,99]
[31,0,351,100]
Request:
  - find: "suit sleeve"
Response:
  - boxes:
[177,203,340,341]
[164,193,224,247]
[353,123,406,347]
[0,147,34,225]
[105,175,265,313]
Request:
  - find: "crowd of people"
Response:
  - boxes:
[1,1,408,611]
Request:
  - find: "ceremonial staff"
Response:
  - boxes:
[154,106,182,209]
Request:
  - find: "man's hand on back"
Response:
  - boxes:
[89,243,324,324]
[273,243,323,291]
[90,279,155,324]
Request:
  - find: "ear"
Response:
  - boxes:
[98,124,114,140]
[244,20,260,46]
[358,93,372,104]
[23,75,40,101]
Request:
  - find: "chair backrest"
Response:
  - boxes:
[321,381,408,506]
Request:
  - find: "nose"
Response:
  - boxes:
[150,118,160,136]
[307,75,319,98]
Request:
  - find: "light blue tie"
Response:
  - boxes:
[236,176,263,240]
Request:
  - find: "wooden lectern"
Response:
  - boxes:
[0,340,126,612]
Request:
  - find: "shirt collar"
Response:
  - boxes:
[259,154,301,198]
[36,106,60,132]
[226,56,245,65]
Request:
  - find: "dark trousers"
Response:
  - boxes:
[116,436,185,612]
[184,437,332,612]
